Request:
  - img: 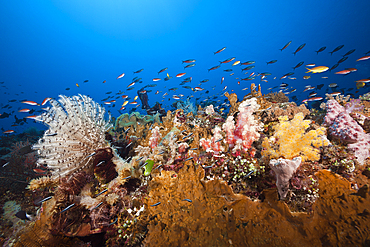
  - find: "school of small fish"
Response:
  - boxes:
[0,42,369,135]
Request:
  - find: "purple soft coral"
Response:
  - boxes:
[324,99,370,165]
[269,157,302,199]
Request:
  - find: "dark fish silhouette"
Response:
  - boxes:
[18,145,35,155]
[15,211,32,221]
[280,41,292,51]
[315,46,326,54]
[293,43,306,55]
[343,49,355,57]
[134,69,144,74]
[0,112,10,119]
[337,56,348,64]
[293,61,304,70]
[329,63,340,71]
[329,45,344,55]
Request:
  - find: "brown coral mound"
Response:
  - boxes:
[145,164,370,246]
[260,102,310,123]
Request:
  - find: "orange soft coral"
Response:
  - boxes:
[262,112,329,162]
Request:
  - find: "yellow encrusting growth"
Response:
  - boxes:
[262,112,329,162]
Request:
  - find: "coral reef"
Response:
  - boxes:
[7,91,370,246]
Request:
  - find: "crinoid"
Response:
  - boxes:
[32,94,112,180]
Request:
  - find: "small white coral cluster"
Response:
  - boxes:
[33,94,112,179]
[222,98,263,153]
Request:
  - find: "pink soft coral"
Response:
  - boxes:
[149,126,161,149]
[324,99,370,165]
[200,126,224,154]
[222,98,262,153]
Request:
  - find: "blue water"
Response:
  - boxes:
[1,0,370,133]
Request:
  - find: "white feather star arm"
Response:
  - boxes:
[33,94,112,179]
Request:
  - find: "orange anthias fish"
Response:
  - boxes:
[158,67,168,74]
[356,55,370,61]
[117,73,125,79]
[128,82,135,88]
[305,66,329,74]
[214,47,226,54]
[335,70,351,75]
[22,100,39,106]
[18,109,30,113]
[3,130,15,134]
[356,79,370,83]
[182,59,195,63]
[193,87,204,91]
[25,115,38,120]
[33,168,46,174]
[153,78,161,82]
[176,73,186,78]
[220,57,235,64]
[41,97,52,106]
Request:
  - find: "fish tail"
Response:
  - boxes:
[315,51,319,54]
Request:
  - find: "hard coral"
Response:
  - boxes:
[262,112,329,162]
[260,102,310,123]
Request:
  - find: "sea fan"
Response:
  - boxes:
[33,94,112,179]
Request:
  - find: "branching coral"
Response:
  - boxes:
[27,176,58,191]
[262,112,329,161]
[33,94,112,180]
